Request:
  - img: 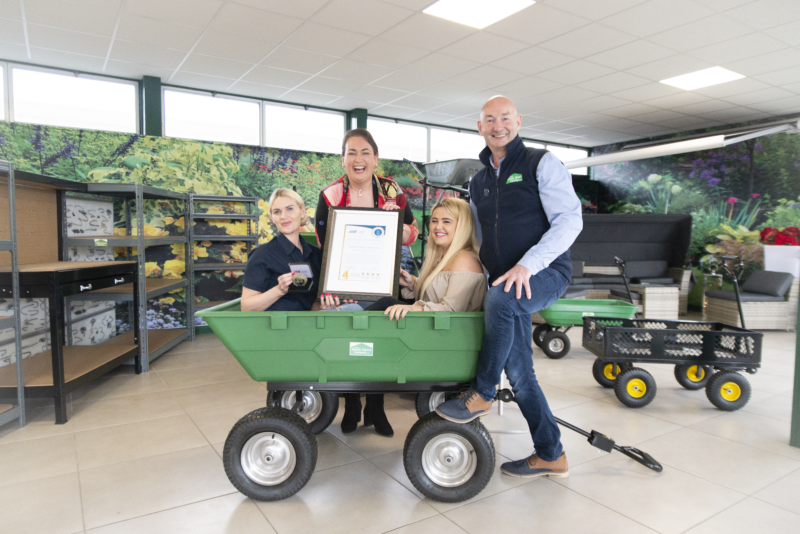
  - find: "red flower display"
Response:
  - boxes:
[761,226,800,245]
[775,235,800,246]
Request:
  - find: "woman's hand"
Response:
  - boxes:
[381,202,402,211]
[276,272,294,295]
[384,304,423,321]
[398,269,416,290]
[319,293,341,310]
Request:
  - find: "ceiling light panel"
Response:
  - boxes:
[660,66,745,90]
[424,0,535,29]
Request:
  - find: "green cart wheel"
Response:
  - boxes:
[592,359,632,388]
[615,368,657,408]
[706,371,751,411]
[223,408,317,501]
[267,390,338,435]
[674,364,711,390]
[542,331,571,359]
[533,324,551,348]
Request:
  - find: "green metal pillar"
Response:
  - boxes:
[790,308,800,447]
[347,108,368,131]
[141,76,162,137]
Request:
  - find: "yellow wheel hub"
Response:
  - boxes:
[627,378,647,398]
[603,364,620,381]
[720,382,741,401]
[687,366,705,382]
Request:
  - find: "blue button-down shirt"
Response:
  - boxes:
[471,151,582,277]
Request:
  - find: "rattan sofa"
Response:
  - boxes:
[706,271,798,331]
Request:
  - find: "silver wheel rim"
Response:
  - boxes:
[428,392,447,412]
[280,391,323,423]
[241,432,296,486]
[548,338,565,353]
[421,433,477,487]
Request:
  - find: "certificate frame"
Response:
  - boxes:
[318,207,403,302]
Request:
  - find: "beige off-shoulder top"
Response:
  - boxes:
[401,271,487,312]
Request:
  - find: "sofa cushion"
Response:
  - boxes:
[624,260,668,279]
[706,290,787,302]
[741,270,794,298]
[572,260,584,278]
[590,283,630,291]
[632,277,677,285]
[571,277,594,285]
[610,289,641,301]
[563,287,589,299]
[587,274,625,284]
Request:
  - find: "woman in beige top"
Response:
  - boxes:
[368,197,486,319]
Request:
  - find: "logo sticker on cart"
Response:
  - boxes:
[349,342,374,357]
[582,312,595,317]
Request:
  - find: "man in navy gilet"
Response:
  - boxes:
[436,96,583,478]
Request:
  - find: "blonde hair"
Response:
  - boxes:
[268,188,311,227]
[415,198,481,300]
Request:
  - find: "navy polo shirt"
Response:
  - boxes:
[243,233,322,311]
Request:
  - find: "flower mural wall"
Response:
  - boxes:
[0,120,424,333]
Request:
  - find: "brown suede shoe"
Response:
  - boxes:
[501,452,569,478]
[435,389,493,423]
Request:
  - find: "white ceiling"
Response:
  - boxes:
[2,0,800,147]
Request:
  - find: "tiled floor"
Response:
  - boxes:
[1,324,798,534]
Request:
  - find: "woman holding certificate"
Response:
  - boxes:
[315,128,419,438]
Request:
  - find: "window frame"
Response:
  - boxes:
[366,116,429,163]
[0,61,8,123]
[8,62,140,134]
[262,101,346,153]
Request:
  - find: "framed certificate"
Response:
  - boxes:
[318,207,403,301]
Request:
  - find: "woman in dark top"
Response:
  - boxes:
[242,188,339,312]
[315,128,420,438]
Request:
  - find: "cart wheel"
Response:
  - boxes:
[416,391,461,418]
[267,390,338,435]
[592,359,631,388]
[706,371,751,411]
[542,331,570,359]
[223,407,317,501]
[674,364,711,390]
[533,324,551,348]
[404,413,495,503]
[615,368,657,408]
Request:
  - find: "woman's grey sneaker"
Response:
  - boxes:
[501,452,569,478]
[434,390,492,423]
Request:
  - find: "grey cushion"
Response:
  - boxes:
[591,283,630,291]
[741,270,794,298]
[587,274,626,283]
[563,288,589,299]
[572,260,584,278]
[610,289,641,301]
[706,290,787,302]
[624,260,668,279]
[571,277,594,285]
[632,277,677,285]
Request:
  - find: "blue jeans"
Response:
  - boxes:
[471,268,569,461]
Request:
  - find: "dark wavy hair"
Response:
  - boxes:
[342,128,379,157]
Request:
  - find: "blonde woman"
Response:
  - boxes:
[241,188,342,312]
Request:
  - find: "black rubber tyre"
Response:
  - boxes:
[592,359,632,388]
[542,331,571,359]
[614,367,657,408]
[223,407,317,501]
[267,390,338,434]
[674,364,712,390]
[404,412,495,503]
[415,391,464,418]
[533,323,551,348]
[706,371,751,411]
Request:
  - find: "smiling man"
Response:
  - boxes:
[435,96,583,479]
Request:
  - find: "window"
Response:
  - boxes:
[523,140,545,149]
[367,118,427,162]
[264,104,344,154]
[164,89,259,145]
[430,128,485,161]
[11,67,137,133]
[547,145,588,175]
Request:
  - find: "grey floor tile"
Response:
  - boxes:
[0,433,77,487]
[753,467,800,514]
[0,473,84,534]
[684,497,800,534]
[689,411,800,461]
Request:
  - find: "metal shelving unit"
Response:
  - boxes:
[63,184,191,371]
[0,160,25,428]
[188,194,257,336]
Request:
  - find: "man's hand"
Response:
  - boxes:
[492,264,532,299]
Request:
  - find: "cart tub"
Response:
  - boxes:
[538,299,637,327]
[196,299,484,384]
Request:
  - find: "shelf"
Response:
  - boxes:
[192,263,246,272]
[192,194,257,202]
[191,213,256,220]
[0,336,138,388]
[192,235,257,242]
[78,277,188,301]
[146,328,188,362]
[66,235,188,247]
[0,404,12,415]
[0,241,11,252]
[0,316,16,329]
[0,405,20,427]
[0,161,9,173]
[85,183,187,201]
